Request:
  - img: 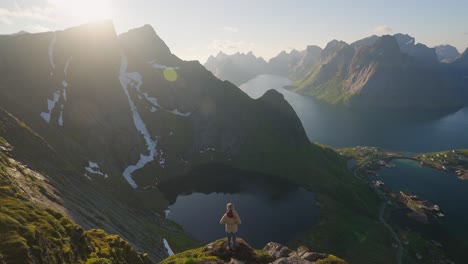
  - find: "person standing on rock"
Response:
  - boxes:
[220,202,241,250]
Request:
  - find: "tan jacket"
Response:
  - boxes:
[219,211,241,233]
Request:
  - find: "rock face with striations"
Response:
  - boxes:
[293,34,467,109]
[204,51,268,85]
[435,45,461,63]
[204,48,314,85]
[204,33,467,110]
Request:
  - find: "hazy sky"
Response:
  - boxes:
[1,0,467,62]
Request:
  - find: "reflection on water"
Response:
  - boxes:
[159,165,319,248]
[240,75,468,153]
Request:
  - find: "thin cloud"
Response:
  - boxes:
[26,24,52,33]
[0,3,56,25]
[221,26,239,33]
[465,31,468,36]
[373,25,393,35]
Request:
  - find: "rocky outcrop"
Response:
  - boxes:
[263,242,345,264]
[160,239,345,264]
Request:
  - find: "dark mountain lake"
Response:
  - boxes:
[160,165,319,248]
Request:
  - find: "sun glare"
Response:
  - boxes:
[55,0,112,22]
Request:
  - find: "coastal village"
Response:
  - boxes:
[337,146,466,263]
[338,146,468,222]
[416,150,468,180]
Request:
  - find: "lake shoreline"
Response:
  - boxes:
[341,146,468,262]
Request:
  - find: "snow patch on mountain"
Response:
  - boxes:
[118,54,160,189]
[148,59,179,70]
[84,161,107,178]
[163,239,175,256]
[58,104,64,126]
[169,109,191,117]
[40,91,60,123]
[48,33,56,69]
[64,56,72,75]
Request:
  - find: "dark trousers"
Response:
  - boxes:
[226,232,237,248]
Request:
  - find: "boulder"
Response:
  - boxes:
[271,256,312,264]
[263,242,293,259]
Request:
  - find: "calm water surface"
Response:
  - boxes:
[240,75,468,153]
[160,166,319,248]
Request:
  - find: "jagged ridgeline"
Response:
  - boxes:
[205,34,468,110]
[1,21,389,263]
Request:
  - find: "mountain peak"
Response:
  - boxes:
[306,45,322,51]
[11,30,29,36]
[260,89,285,102]
[59,20,118,41]
[373,35,401,54]
[434,44,460,63]
[216,51,227,58]
[66,19,116,34]
[323,40,348,54]
[119,24,179,65]
[452,48,468,66]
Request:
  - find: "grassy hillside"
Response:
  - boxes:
[0,148,151,264]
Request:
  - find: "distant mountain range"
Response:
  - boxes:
[205,34,467,110]
[204,46,322,86]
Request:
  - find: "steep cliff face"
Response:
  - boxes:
[204,51,268,85]
[435,45,460,63]
[203,48,313,85]
[292,35,466,109]
[267,49,305,76]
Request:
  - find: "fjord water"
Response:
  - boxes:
[375,159,468,257]
[376,160,468,233]
[160,166,319,248]
[240,75,468,153]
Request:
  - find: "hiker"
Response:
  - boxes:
[219,202,241,250]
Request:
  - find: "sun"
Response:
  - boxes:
[55,0,112,22]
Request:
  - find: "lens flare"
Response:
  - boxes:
[163,68,178,82]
